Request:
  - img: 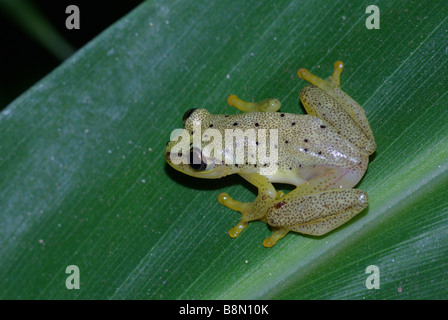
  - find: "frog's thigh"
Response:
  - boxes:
[266,189,368,236]
[227,94,281,113]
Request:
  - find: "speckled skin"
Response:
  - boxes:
[165,61,376,247]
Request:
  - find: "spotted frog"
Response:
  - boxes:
[165,61,376,247]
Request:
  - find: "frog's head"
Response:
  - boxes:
[165,108,235,179]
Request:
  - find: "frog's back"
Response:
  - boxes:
[202,111,362,169]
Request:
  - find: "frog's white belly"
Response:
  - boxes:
[265,155,368,189]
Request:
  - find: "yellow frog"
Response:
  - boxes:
[165,61,376,247]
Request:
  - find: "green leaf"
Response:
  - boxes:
[1,0,447,300]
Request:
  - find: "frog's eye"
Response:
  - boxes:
[183,108,197,127]
[189,147,214,172]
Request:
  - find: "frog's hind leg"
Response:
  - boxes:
[297,61,343,92]
[263,170,368,247]
[297,61,376,155]
[288,190,368,236]
[227,94,281,113]
[264,188,368,247]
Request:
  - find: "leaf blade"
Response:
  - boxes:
[1,0,447,300]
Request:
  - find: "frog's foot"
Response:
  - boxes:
[297,60,343,91]
[218,193,253,238]
[227,94,281,113]
[218,191,287,241]
[263,229,289,247]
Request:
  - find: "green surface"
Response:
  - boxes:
[1,0,447,299]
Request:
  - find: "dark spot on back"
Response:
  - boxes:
[274,201,287,209]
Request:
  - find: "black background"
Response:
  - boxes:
[0,0,143,110]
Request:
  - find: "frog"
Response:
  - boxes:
[165,61,376,247]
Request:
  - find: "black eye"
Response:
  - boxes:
[183,108,197,127]
[189,147,207,171]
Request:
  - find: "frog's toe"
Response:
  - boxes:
[226,94,252,112]
[218,193,251,213]
[226,94,281,112]
[263,229,289,247]
[330,60,344,87]
[228,219,248,238]
[218,193,255,238]
[218,192,230,205]
[276,190,286,200]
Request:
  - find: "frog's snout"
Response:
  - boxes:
[183,108,197,126]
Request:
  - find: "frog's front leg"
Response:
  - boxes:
[227,94,281,113]
[218,172,280,238]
